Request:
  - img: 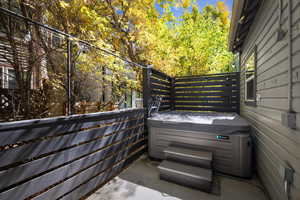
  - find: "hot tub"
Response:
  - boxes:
[147,111,252,178]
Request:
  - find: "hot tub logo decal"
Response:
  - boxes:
[216,135,230,140]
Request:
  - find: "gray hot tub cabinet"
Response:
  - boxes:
[147,111,252,178]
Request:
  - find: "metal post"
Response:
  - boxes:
[102,66,105,102]
[143,66,151,118]
[67,38,72,115]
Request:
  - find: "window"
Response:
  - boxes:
[0,67,3,88]
[52,34,62,48]
[8,68,17,89]
[125,90,133,108]
[244,46,257,105]
[0,67,36,89]
[0,67,18,89]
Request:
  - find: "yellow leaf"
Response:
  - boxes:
[59,1,69,8]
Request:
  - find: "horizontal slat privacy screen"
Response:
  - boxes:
[150,69,173,111]
[174,73,240,113]
[148,69,240,113]
[0,108,146,200]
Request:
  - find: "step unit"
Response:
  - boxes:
[163,146,213,169]
[158,160,213,192]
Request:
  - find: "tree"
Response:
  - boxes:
[0,0,55,119]
[140,1,234,76]
[25,0,234,77]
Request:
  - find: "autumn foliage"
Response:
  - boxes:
[36,0,234,76]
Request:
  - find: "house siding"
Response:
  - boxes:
[240,0,300,200]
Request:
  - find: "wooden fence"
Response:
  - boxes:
[174,73,240,113]
[143,68,173,112]
[143,69,240,113]
[0,108,146,200]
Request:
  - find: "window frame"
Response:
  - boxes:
[0,66,17,89]
[244,45,257,106]
[0,66,34,89]
[0,67,3,88]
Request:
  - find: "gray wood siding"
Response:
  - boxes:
[240,0,300,200]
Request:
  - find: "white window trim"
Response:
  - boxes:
[0,66,34,89]
[244,45,257,104]
[1,67,10,88]
[245,74,255,102]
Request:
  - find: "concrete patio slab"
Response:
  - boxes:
[87,156,269,200]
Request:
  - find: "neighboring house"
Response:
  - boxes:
[0,32,52,90]
[229,0,299,200]
[0,1,45,90]
[0,34,30,89]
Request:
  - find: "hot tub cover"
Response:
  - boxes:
[147,111,250,134]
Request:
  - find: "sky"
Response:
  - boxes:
[156,0,233,18]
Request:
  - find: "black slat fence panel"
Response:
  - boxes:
[175,86,239,92]
[175,91,239,97]
[0,108,146,200]
[151,90,171,96]
[175,102,236,106]
[151,68,172,82]
[149,69,173,111]
[175,73,238,83]
[175,80,237,87]
[151,84,170,91]
[151,95,171,101]
[147,70,240,113]
[174,72,240,113]
[175,97,238,101]
[150,78,171,87]
[175,106,238,112]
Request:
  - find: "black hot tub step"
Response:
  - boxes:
[164,146,212,168]
[158,160,212,192]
